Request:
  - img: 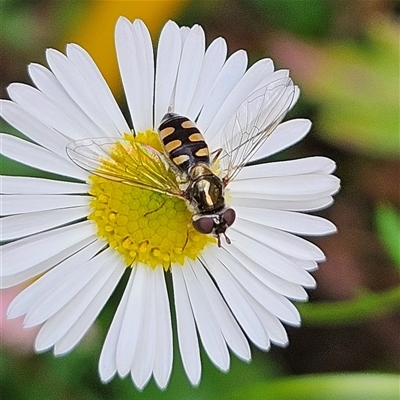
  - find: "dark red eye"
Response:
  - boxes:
[193,217,215,234]
[222,208,236,227]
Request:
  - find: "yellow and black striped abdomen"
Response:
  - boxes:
[158,113,210,173]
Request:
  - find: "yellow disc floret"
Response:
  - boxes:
[88,130,215,270]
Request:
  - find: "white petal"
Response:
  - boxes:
[236,206,337,236]
[229,229,315,287]
[197,50,248,134]
[152,266,173,389]
[24,248,111,328]
[233,217,325,262]
[53,254,124,355]
[225,245,308,301]
[99,268,135,383]
[290,85,300,110]
[182,260,230,371]
[36,250,123,352]
[1,221,95,276]
[7,239,103,318]
[131,268,156,390]
[28,63,109,138]
[236,156,335,181]
[6,83,94,144]
[46,49,119,137]
[186,37,227,121]
[116,264,147,377]
[171,264,201,386]
[1,206,90,241]
[133,20,154,130]
[0,134,87,181]
[249,298,289,346]
[1,194,90,215]
[230,196,335,212]
[115,17,153,132]
[191,258,250,361]
[1,98,69,156]
[0,176,89,195]
[206,58,274,142]
[230,174,340,200]
[252,118,312,161]
[66,44,130,134]
[2,236,96,289]
[215,76,295,167]
[180,26,190,44]
[173,25,205,116]
[216,249,301,325]
[292,258,319,272]
[154,20,181,127]
[201,250,270,350]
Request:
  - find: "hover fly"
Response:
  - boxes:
[66,77,296,246]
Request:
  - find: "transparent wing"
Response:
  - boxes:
[66,137,183,198]
[220,76,296,184]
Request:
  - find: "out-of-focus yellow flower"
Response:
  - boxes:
[60,0,188,96]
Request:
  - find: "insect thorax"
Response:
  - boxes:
[188,165,225,214]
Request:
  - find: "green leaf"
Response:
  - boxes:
[225,373,400,400]
[297,286,400,326]
[375,204,400,268]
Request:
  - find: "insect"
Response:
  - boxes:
[157,112,236,245]
[66,77,295,246]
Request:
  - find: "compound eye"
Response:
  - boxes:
[223,208,236,227]
[193,217,215,234]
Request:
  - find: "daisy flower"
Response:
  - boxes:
[0,18,339,390]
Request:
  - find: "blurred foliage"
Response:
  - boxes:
[0,0,48,50]
[298,286,400,326]
[1,0,400,399]
[301,18,399,158]
[375,203,400,267]
[0,337,274,400]
[226,373,400,400]
[248,0,335,38]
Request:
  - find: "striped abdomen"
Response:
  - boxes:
[158,113,210,173]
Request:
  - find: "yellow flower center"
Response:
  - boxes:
[88,130,216,270]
